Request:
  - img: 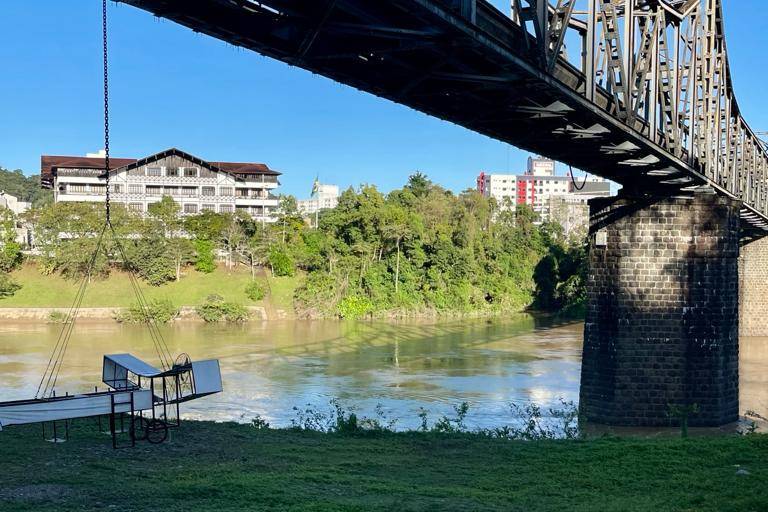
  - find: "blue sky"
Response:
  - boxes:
[1,1,767,198]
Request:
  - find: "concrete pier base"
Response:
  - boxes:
[579,192,740,427]
[740,236,768,337]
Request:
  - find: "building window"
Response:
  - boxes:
[201,204,216,212]
[201,186,215,196]
[128,184,143,194]
[219,187,233,196]
[146,186,163,196]
[181,187,197,197]
[91,185,106,194]
[219,204,234,213]
[166,167,179,177]
[146,167,162,177]
[110,184,123,193]
[183,204,198,214]
[183,167,198,178]
[67,184,87,194]
[128,203,144,212]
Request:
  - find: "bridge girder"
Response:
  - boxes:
[116,0,768,238]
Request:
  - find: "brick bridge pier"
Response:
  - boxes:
[579,190,744,427]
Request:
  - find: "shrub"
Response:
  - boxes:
[0,273,21,298]
[117,299,180,323]
[194,239,216,273]
[268,248,295,277]
[48,310,68,323]
[196,294,249,323]
[245,280,266,301]
[0,241,22,273]
[336,295,374,319]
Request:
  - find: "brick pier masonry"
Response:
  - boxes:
[580,191,740,427]
[740,236,768,337]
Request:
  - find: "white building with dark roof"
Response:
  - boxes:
[41,148,281,222]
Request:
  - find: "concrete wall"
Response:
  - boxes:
[580,192,740,427]
[740,236,768,337]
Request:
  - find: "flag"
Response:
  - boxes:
[311,177,320,197]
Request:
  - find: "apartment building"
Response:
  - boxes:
[477,157,574,212]
[476,156,612,226]
[41,148,281,222]
[297,182,340,215]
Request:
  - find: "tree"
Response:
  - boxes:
[381,204,410,294]
[221,212,247,270]
[184,210,228,241]
[0,210,22,272]
[194,239,216,273]
[147,196,193,280]
[405,171,432,198]
[0,167,53,207]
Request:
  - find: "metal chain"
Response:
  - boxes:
[569,165,588,191]
[103,0,111,224]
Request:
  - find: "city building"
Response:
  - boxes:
[297,181,340,215]
[41,148,281,222]
[476,156,612,231]
[0,192,32,246]
[0,192,30,216]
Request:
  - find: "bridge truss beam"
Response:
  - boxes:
[116,0,768,238]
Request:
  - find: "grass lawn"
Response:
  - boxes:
[1,264,301,309]
[0,421,766,511]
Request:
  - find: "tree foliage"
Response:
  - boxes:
[23,179,586,316]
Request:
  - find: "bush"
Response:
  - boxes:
[268,248,295,277]
[196,294,249,322]
[245,280,266,301]
[0,241,22,273]
[0,273,21,298]
[337,295,374,319]
[47,310,68,323]
[194,239,216,273]
[117,299,180,323]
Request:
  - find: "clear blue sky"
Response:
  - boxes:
[1,1,767,198]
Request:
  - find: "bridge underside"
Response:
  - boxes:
[119,0,767,240]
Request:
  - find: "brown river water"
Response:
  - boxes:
[0,315,765,430]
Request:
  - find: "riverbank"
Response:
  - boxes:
[0,265,297,319]
[0,265,568,321]
[0,421,766,511]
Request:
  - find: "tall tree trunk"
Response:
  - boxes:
[175,257,181,281]
[395,238,400,294]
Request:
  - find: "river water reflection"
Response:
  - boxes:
[0,315,765,430]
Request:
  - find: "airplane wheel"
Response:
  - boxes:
[131,416,150,441]
[147,419,169,444]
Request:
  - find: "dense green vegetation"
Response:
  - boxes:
[0,174,587,317]
[0,420,766,511]
[0,167,52,207]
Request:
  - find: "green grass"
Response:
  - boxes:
[267,273,303,312]
[1,264,301,309]
[0,421,766,511]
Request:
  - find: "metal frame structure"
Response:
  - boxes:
[116,0,767,239]
[510,0,767,234]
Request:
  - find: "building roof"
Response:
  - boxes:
[40,147,280,188]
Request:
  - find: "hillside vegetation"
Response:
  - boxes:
[0,173,586,318]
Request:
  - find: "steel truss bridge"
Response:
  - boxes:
[119,0,768,239]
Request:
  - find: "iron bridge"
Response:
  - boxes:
[117,0,768,240]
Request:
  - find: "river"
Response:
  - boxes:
[0,315,765,430]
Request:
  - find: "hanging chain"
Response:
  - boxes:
[569,165,589,191]
[103,0,111,224]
